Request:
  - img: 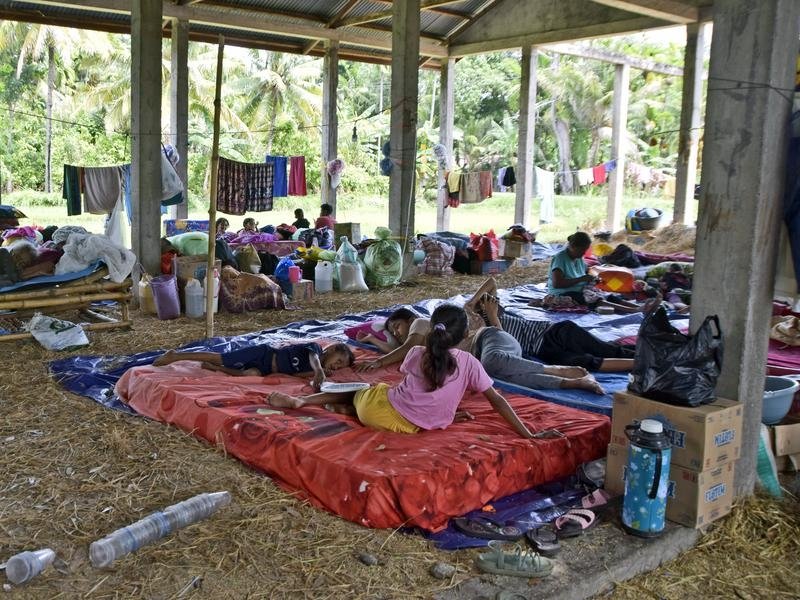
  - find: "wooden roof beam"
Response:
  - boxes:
[336,0,464,28]
[370,0,470,21]
[542,42,684,76]
[589,0,699,24]
[444,0,503,42]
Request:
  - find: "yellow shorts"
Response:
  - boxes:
[353,383,420,434]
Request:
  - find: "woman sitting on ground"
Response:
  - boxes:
[548,231,656,314]
[355,285,604,393]
[269,304,540,438]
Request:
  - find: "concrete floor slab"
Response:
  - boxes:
[436,502,700,600]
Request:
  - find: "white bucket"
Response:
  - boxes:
[315,260,333,294]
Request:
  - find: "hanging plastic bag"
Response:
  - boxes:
[27,314,90,351]
[629,306,723,407]
[274,256,295,282]
[336,236,368,292]
[469,230,499,261]
[364,227,402,288]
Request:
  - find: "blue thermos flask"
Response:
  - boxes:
[622,419,672,537]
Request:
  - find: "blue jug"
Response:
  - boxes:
[622,419,671,537]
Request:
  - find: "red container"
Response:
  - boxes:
[288,265,302,283]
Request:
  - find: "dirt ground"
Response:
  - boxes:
[2,228,798,599]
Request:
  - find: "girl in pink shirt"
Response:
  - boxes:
[269,304,538,438]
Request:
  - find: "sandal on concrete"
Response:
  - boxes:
[474,541,553,578]
[555,508,598,539]
[453,517,523,541]
[524,525,560,557]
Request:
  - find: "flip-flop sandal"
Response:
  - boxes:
[577,458,606,489]
[554,508,598,539]
[580,488,613,509]
[474,541,553,578]
[524,526,560,557]
[453,517,523,541]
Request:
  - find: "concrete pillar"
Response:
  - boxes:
[388,0,420,275]
[673,23,706,225]
[515,46,537,227]
[692,0,800,495]
[606,63,630,232]
[321,41,339,215]
[436,58,455,232]
[131,0,163,274]
[170,18,189,220]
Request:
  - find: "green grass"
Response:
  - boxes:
[7,190,696,243]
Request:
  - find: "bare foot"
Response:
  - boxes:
[574,375,606,395]
[153,350,175,367]
[268,392,304,409]
[546,365,589,379]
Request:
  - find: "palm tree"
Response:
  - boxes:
[234,50,321,155]
[4,22,112,192]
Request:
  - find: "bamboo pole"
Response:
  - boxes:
[206,35,225,339]
[0,292,131,311]
[0,278,131,302]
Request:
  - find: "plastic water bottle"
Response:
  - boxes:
[89,491,231,568]
[314,260,333,294]
[184,279,204,318]
[5,548,55,584]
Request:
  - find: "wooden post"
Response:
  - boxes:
[436,58,455,232]
[673,22,706,225]
[321,41,339,215]
[170,18,190,220]
[206,36,224,339]
[515,45,538,227]
[606,63,630,232]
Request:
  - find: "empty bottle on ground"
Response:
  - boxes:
[89,491,231,568]
[5,548,55,585]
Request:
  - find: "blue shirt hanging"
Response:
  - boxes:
[266,155,288,197]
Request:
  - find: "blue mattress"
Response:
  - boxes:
[0,261,103,294]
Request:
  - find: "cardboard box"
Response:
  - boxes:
[498,239,531,258]
[172,255,221,307]
[334,222,361,244]
[290,279,314,301]
[611,391,742,471]
[769,416,800,472]
[469,259,511,276]
[606,443,734,529]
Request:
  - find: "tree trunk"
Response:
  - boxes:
[265,90,278,156]
[45,43,54,194]
[5,100,13,194]
[589,128,601,167]
[552,105,573,194]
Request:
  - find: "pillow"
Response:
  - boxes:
[0,205,26,219]
[344,319,397,345]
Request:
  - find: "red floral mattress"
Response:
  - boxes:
[116,346,610,531]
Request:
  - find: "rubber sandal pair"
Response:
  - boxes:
[524,525,560,557]
[453,517,523,541]
[474,540,553,578]
[554,508,598,538]
[579,488,613,510]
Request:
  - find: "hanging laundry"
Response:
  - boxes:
[592,164,607,185]
[447,170,462,194]
[458,172,482,204]
[266,155,288,197]
[479,171,493,200]
[502,166,516,187]
[63,165,82,216]
[83,166,122,215]
[605,159,617,173]
[288,156,307,196]
[576,168,594,187]
[534,167,555,224]
[160,151,184,206]
[497,167,508,192]
[216,157,274,215]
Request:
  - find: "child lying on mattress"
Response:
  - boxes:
[268,304,541,439]
[153,341,354,390]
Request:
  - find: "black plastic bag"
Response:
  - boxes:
[629,306,723,406]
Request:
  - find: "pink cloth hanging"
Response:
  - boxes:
[288,156,307,196]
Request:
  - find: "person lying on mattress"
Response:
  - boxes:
[469,277,634,372]
[153,341,354,390]
[548,231,657,314]
[354,286,604,394]
[267,304,540,438]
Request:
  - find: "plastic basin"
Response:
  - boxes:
[762,376,799,425]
